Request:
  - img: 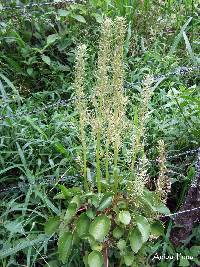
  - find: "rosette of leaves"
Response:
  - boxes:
[44,185,169,266]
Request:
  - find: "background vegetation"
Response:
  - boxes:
[0,0,199,266]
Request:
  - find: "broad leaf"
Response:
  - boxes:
[113,227,124,239]
[58,232,72,264]
[47,34,59,45]
[119,211,131,225]
[89,215,111,242]
[124,252,134,266]
[72,15,86,23]
[150,221,164,237]
[63,202,77,223]
[41,55,51,65]
[129,228,143,253]
[136,216,150,242]
[117,239,126,251]
[98,193,113,211]
[76,213,90,238]
[88,251,103,267]
[44,216,60,235]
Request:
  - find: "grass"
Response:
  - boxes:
[0,1,200,266]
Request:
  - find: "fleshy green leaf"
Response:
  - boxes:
[72,15,86,23]
[150,221,164,237]
[136,216,150,242]
[113,226,124,239]
[44,216,60,235]
[93,13,103,23]
[58,232,72,264]
[41,55,51,65]
[98,193,113,211]
[124,252,134,266]
[117,239,126,251]
[129,228,143,253]
[89,215,111,242]
[47,33,59,45]
[63,202,77,224]
[179,258,190,266]
[119,211,131,225]
[76,213,90,238]
[190,246,200,257]
[88,251,103,267]
[58,9,70,17]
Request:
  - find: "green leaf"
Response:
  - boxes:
[190,246,200,257]
[0,73,21,102]
[4,221,23,234]
[119,211,131,225]
[179,258,190,266]
[27,67,33,76]
[76,213,90,238]
[72,15,86,23]
[150,221,164,237]
[63,202,77,223]
[113,227,124,239]
[58,9,70,17]
[71,195,80,208]
[44,216,60,235]
[0,80,7,100]
[88,251,103,267]
[47,33,59,45]
[0,234,48,259]
[182,31,196,64]
[136,216,150,242]
[154,203,170,214]
[89,215,111,242]
[168,17,192,56]
[98,193,113,211]
[129,228,143,253]
[25,117,48,139]
[37,191,60,215]
[58,232,72,264]
[54,142,68,156]
[91,195,100,208]
[93,13,103,23]
[87,209,95,219]
[90,242,103,252]
[117,239,126,251]
[124,252,134,266]
[41,55,51,65]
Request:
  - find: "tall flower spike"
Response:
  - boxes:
[131,74,154,172]
[127,154,149,202]
[111,17,127,193]
[94,17,112,115]
[91,18,113,193]
[156,140,171,203]
[74,44,89,191]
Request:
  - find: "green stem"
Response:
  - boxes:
[113,142,119,194]
[105,129,110,189]
[80,119,89,191]
[96,128,101,193]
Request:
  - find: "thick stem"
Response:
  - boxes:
[103,247,109,267]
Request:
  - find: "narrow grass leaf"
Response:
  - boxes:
[168,17,192,56]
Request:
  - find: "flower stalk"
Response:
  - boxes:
[74,44,89,191]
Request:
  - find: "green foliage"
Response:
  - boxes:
[0,1,199,266]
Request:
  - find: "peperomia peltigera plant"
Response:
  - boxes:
[44,17,171,267]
